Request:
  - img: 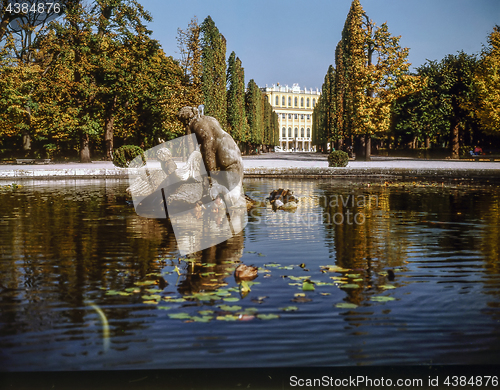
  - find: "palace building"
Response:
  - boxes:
[261,83,321,152]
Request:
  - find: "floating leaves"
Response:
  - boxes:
[256,313,280,320]
[302,280,315,291]
[370,296,396,302]
[335,302,358,309]
[340,284,360,289]
[280,306,299,312]
[218,305,242,312]
[380,285,396,290]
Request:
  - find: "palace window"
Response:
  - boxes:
[288,97,291,106]
[275,95,279,106]
[294,97,298,107]
[288,127,292,138]
[312,98,316,107]
[282,113,286,119]
[307,114,310,120]
[294,114,298,119]
[282,127,286,138]
[282,96,285,106]
[294,128,298,137]
[301,97,304,107]
[301,114,304,120]
[288,114,291,119]
[307,128,311,138]
[307,98,310,107]
[301,128,304,137]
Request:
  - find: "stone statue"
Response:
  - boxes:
[178,106,246,208]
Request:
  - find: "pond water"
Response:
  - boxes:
[1,178,500,370]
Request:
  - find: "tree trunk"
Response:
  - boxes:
[450,122,460,159]
[354,134,368,161]
[104,95,117,161]
[364,134,371,161]
[80,132,91,163]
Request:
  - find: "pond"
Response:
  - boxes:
[0,178,500,370]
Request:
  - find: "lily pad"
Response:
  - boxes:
[168,312,191,319]
[346,274,361,278]
[223,297,240,302]
[340,284,360,289]
[218,305,242,311]
[143,300,159,305]
[142,294,161,301]
[158,306,172,310]
[191,316,212,322]
[256,313,280,320]
[198,310,214,315]
[134,280,156,286]
[380,285,396,290]
[257,253,266,257]
[302,280,315,291]
[216,315,239,321]
[280,306,299,312]
[335,302,358,309]
[370,296,396,302]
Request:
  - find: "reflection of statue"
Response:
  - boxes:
[178,106,245,208]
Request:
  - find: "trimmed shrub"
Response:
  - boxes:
[328,150,349,167]
[113,145,146,168]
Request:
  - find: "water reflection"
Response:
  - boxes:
[1,178,500,369]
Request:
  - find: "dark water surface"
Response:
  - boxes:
[1,178,500,370]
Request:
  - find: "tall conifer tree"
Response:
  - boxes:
[200,16,227,127]
[226,51,247,143]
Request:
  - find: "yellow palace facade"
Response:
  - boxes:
[261,83,321,152]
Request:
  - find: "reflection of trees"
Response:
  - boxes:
[177,231,245,294]
[0,181,174,337]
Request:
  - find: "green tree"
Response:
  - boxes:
[475,26,500,136]
[200,15,226,127]
[336,0,420,160]
[226,51,247,143]
[245,79,262,149]
[177,16,202,107]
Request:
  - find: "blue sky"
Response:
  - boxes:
[139,0,499,91]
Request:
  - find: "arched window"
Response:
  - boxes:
[307,128,311,138]
[301,98,304,107]
[288,97,291,106]
[282,96,285,106]
[288,127,292,138]
[282,127,286,138]
[301,128,304,137]
[307,98,310,107]
[294,128,298,137]
[294,97,298,107]
[312,98,316,107]
[275,95,279,106]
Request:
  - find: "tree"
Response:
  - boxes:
[200,15,226,127]
[177,16,202,107]
[245,79,262,149]
[336,0,420,160]
[226,51,247,144]
[475,26,500,136]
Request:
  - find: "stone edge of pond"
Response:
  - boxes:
[1,166,500,182]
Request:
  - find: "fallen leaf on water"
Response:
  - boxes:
[256,313,280,320]
[218,305,242,311]
[370,296,396,302]
[335,302,358,309]
[169,312,191,319]
[216,315,238,321]
[280,306,299,312]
